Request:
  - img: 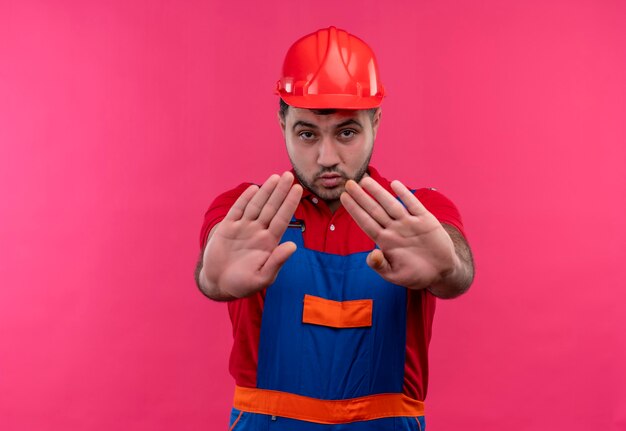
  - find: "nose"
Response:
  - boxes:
[316,137,341,168]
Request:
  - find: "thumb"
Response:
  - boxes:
[367,249,390,273]
[259,241,297,284]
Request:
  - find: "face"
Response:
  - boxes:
[279,107,381,209]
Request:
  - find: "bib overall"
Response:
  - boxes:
[229,222,426,431]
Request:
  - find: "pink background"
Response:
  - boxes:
[1,0,625,430]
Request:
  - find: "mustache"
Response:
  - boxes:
[315,167,346,177]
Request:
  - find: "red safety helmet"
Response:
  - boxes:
[276,26,385,109]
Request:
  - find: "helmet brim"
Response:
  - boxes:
[279,93,384,110]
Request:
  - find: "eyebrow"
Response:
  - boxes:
[335,119,363,129]
[292,120,319,131]
[292,118,363,132]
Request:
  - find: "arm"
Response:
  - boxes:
[340,177,474,297]
[194,224,236,301]
[194,172,303,301]
[426,224,474,299]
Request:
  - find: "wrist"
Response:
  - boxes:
[198,268,237,301]
[427,254,466,299]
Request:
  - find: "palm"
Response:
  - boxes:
[202,172,303,298]
[340,177,458,290]
[373,214,456,288]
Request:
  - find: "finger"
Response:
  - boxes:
[223,184,260,222]
[242,174,280,220]
[359,177,407,220]
[390,180,428,216]
[257,172,296,226]
[340,190,383,241]
[366,249,390,273]
[343,180,393,227]
[268,184,303,236]
[259,241,298,284]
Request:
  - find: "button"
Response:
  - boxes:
[329,224,335,231]
[312,197,318,204]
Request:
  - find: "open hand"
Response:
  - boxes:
[340,177,460,290]
[201,172,303,298]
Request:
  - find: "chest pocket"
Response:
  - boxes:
[302,294,373,328]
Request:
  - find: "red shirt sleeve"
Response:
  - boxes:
[198,183,253,249]
[414,188,466,238]
[404,188,464,401]
[198,182,265,388]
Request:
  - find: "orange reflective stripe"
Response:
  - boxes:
[233,386,425,424]
[228,410,243,431]
[302,294,373,328]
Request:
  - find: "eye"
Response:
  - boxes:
[298,131,316,141]
[338,129,357,140]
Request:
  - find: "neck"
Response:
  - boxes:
[327,199,341,213]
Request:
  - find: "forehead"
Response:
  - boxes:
[285,107,368,127]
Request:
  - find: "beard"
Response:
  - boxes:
[290,151,372,203]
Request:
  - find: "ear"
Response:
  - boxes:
[371,107,382,138]
[278,111,286,137]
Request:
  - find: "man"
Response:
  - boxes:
[195,26,474,430]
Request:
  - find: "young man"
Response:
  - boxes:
[196,26,474,430]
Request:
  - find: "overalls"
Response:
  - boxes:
[228,221,426,431]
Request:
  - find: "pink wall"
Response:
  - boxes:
[1,1,625,430]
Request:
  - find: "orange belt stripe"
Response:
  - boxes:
[233,386,425,424]
[302,294,373,328]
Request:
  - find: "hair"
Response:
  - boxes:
[279,98,378,120]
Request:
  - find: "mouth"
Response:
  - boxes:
[317,173,343,188]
